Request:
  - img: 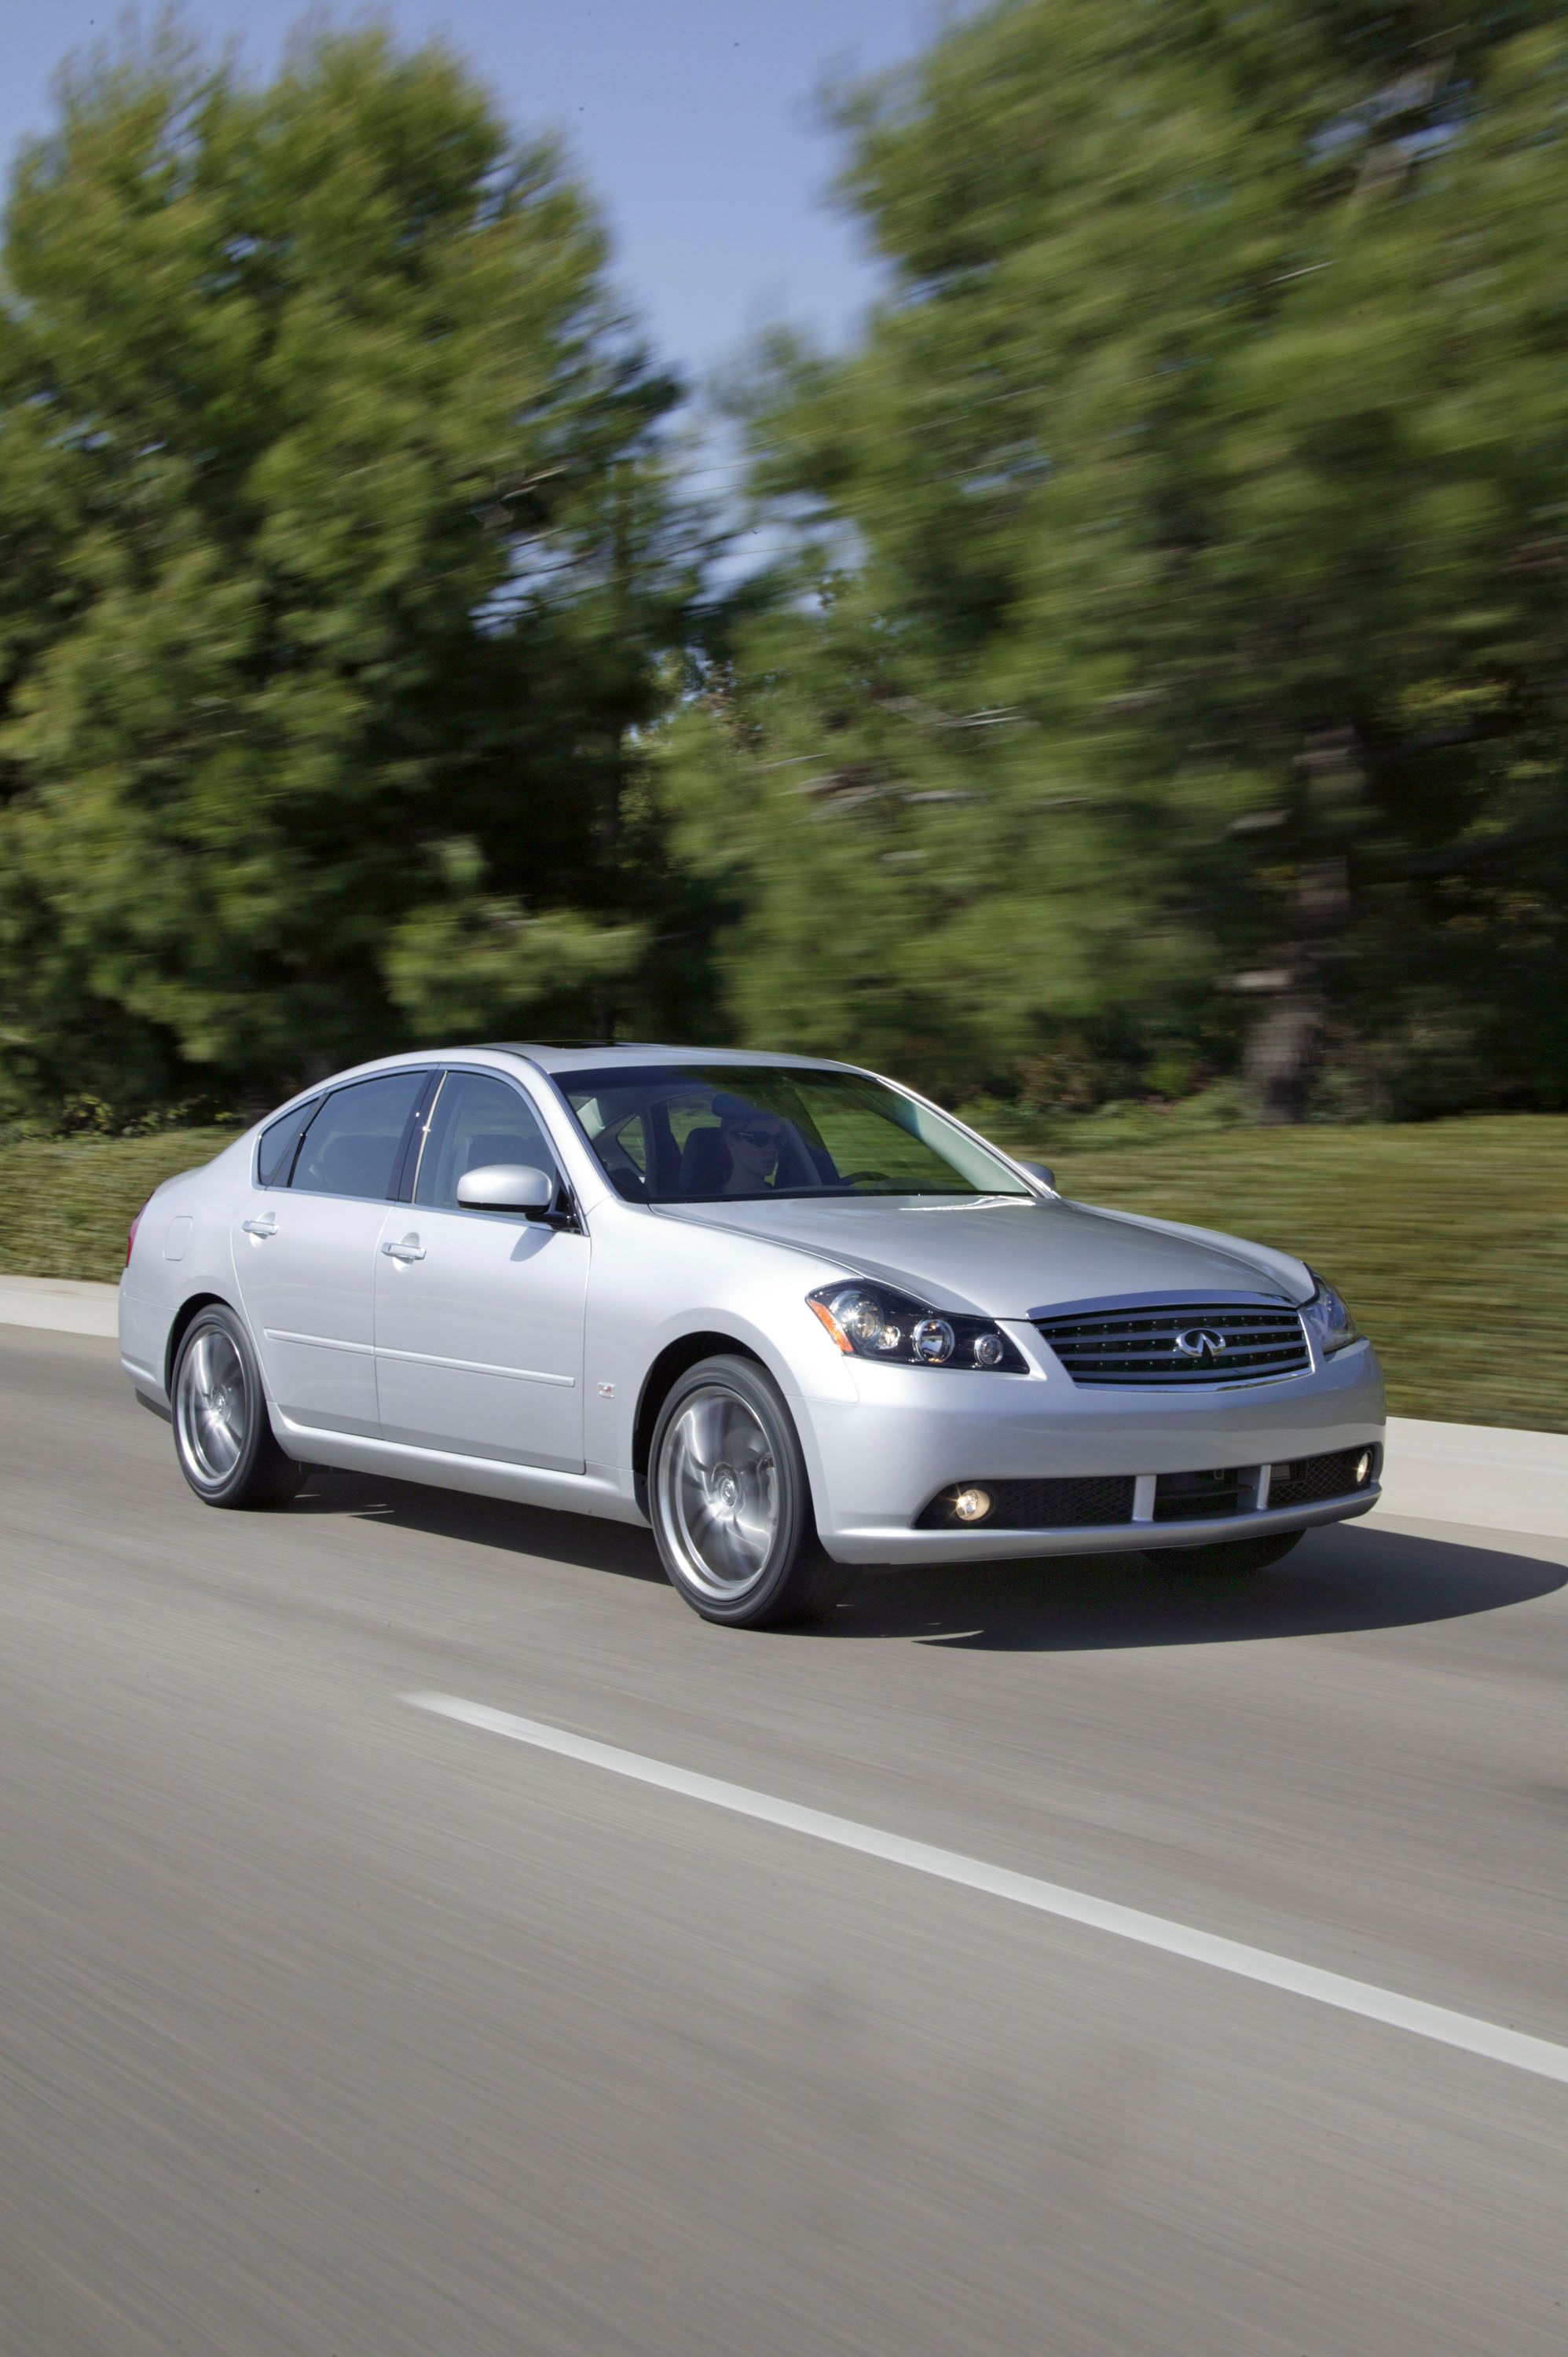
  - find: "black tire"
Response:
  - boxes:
[1142,1529,1305,1577]
[648,1354,848,1627]
[171,1304,304,1509]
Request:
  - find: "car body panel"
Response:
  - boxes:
[650,1193,1307,1318]
[119,1134,254,1399]
[372,1207,589,1472]
[807,1332,1383,1559]
[229,1190,387,1436]
[119,1042,1388,1567]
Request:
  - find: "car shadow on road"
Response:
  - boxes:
[289,1472,1563,1651]
[287,1467,670,1585]
[828,1521,1566,1651]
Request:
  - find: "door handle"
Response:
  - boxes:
[241,1216,277,1237]
[381,1237,426,1263]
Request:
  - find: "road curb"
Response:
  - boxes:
[1378,1416,1568,1542]
[0,1274,121,1337]
[3,1274,1565,1540]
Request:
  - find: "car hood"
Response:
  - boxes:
[654,1193,1308,1319]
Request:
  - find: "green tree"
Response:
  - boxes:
[664,0,1568,1117]
[0,20,695,1117]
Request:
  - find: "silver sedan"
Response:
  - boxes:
[119,1044,1387,1626]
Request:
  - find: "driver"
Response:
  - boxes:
[713,1094,789,1194]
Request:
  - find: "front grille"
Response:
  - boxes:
[1269,1446,1375,1508]
[917,1475,1136,1530]
[1034,1298,1310,1387]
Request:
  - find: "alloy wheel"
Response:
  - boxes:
[656,1384,780,1601]
[176,1325,250,1487]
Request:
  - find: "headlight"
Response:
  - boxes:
[1301,1270,1361,1358]
[807,1283,1027,1370]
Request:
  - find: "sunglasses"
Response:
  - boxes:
[731,1124,783,1149]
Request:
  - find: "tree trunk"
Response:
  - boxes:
[1243,984,1324,1124]
[1240,841,1351,1122]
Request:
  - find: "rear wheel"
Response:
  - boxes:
[172,1305,303,1508]
[649,1354,848,1628]
[1142,1530,1304,1577]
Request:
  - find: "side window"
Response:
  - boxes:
[415,1072,559,1211]
[292,1072,427,1202]
[609,1111,647,1173]
[255,1097,318,1189]
[570,1090,650,1198]
[595,1107,649,1197]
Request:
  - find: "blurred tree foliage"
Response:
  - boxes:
[0,22,701,1116]
[663,0,1568,1117]
[5,3,1568,1127]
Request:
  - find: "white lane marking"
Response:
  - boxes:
[406,1691,1568,2088]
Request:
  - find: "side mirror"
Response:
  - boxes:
[456,1164,555,1217]
[1017,1159,1057,1193]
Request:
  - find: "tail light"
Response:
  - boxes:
[126,1198,152,1266]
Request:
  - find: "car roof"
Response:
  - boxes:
[258,1044,866,1120]
[489,1043,859,1078]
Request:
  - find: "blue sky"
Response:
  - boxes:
[2,1,958,390]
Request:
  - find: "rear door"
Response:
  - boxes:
[372,1067,588,1472]
[231,1069,431,1436]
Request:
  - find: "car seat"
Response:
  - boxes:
[676,1126,730,1195]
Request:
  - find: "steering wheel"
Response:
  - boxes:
[841,1170,898,1187]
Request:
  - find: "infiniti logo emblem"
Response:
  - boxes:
[1174,1328,1228,1360]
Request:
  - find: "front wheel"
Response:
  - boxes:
[1142,1530,1304,1577]
[648,1354,848,1628]
[173,1304,304,1508]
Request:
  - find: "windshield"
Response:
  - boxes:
[559,1064,1031,1205]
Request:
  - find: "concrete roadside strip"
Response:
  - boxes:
[3,1270,1565,1542]
[0,1274,121,1338]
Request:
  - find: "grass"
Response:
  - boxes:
[0,1127,239,1290]
[997,1113,1568,1433]
[2,1113,1563,1432]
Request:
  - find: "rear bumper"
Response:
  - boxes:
[118,1273,170,1403]
[804,1331,1386,1564]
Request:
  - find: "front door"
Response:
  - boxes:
[372,1069,588,1472]
[230,1068,429,1436]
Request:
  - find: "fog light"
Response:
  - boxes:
[1355,1450,1372,1485]
[953,1485,993,1523]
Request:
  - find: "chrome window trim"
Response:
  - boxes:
[408,1072,447,1203]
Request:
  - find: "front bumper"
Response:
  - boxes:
[802,1327,1386,1565]
[822,1486,1379,1565]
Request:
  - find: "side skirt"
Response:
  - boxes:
[269,1411,648,1527]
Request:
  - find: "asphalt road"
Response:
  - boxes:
[3,1326,1566,2357]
